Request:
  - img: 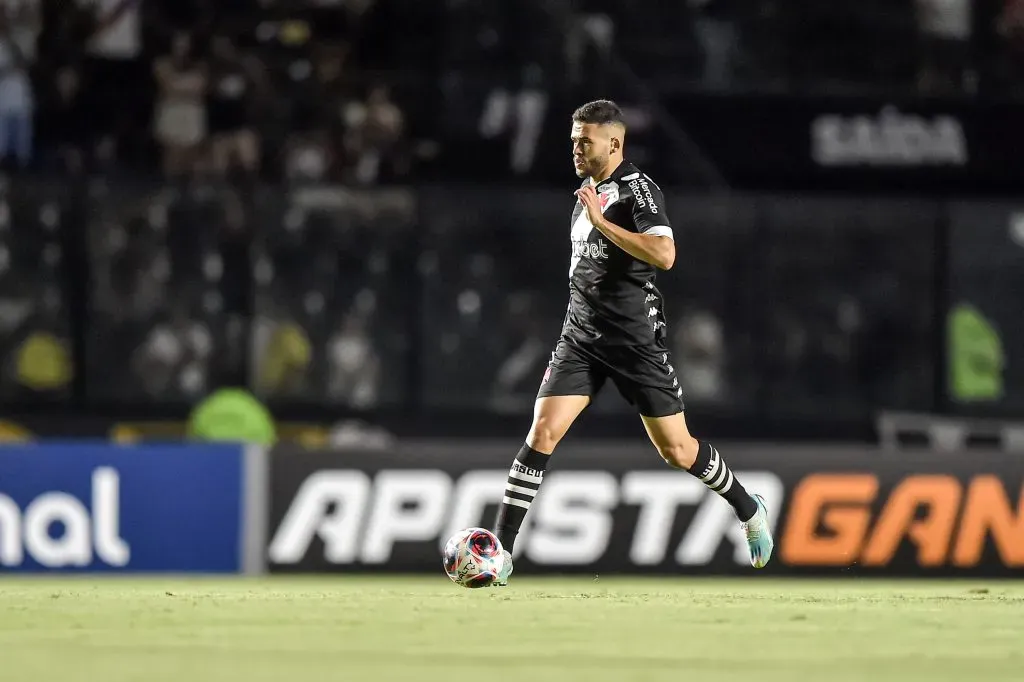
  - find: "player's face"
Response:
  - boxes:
[571,122,612,179]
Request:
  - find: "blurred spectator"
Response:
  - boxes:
[0,181,71,402]
[207,34,262,180]
[283,42,349,183]
[997,0,1024,80]
[325,308,380,408]
[2,0,39,61]
[153,32,207,178]
[343,84,405,184]
[131,299,213,399]
[490,293,548,413]
[565,10,614,87]
[251,293,313,399]
[689,0,739,90]
[674,310,729,404]
[284,129,334,183]
[477,80,548,176]
[77,0,146,162]
[39,67,87,173]
[916,0,974,93]
[0,11,34,168]
[14,328,71,397]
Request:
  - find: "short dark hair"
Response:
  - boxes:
[572,100,625,127]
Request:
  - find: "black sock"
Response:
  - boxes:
[686,441,758,521]
[493,443,550,553]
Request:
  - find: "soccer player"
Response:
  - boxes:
[491,100,773,585]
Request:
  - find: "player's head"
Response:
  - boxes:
[571,100,626,180]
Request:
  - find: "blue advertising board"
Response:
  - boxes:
[0,443,247,573]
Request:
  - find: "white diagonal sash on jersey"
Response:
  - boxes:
[569,207,594,277]
[569,182,620,278]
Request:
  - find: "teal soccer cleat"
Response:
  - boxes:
[742,494,774,568]
[493,549,514,586]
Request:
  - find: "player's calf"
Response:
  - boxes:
[663,439,758,522]
[658,438,773,567]
[527,416,563,455]
[492,443,549,559]
[492,396,590,585]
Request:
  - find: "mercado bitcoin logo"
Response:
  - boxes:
[780,473,1024,568]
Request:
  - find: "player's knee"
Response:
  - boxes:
[656,440,698,470]
[527,416,563,454]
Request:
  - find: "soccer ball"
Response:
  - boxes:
[442,527,505,588]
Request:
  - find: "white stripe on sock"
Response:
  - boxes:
[701,449,721,482]
[717,470,735,494]
[502,496,531,509]
[708,464,729,490]
[506,484,537,497]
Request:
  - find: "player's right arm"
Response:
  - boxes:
[576,185,675,270]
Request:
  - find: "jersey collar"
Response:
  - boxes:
[590,160,635,187]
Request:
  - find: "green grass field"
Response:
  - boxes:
[1,576,1022,682]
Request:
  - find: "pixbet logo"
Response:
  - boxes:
[571,238,610,260]
[268,469,783,567]
[0,467,131,568]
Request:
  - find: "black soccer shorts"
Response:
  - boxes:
[536,336,685,417]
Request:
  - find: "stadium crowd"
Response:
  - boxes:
[0,0,1019,425]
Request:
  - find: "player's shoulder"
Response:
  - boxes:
[613,161,663,192]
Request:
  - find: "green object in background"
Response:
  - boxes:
[187,388,277,445]
[948,303,1004,403]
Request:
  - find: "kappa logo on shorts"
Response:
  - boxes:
[541,366,552,385]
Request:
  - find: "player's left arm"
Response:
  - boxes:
[575,183,675,270]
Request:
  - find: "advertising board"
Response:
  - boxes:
[266,442,1024,576]
[0,443,253,573]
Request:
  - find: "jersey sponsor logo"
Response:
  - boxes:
[571,238,610,260]
[597,184,619,212]
[780,473,1024,568]
[568,208,596,277]
[0,467,131,568]
[620,172,640,181]
[629,178,659,214]
[268,468,784,567]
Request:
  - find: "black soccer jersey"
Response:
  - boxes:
[563,161,674,347]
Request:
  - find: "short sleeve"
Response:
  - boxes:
[628,174,673,239]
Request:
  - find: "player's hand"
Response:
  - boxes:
[575,185,604,227]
